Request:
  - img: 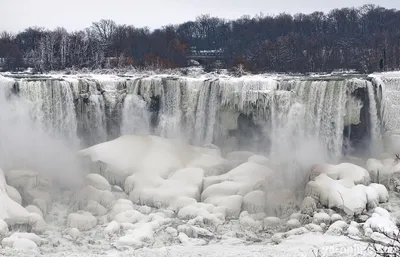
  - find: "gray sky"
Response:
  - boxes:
[1,0,399,32]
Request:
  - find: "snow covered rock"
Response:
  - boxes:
[165,227,178,237]
[248,155,269,166]
[305,171,387,215]
[0,219,8,236]
[0,168,31,226]
[309,163,370,185]
[300,197,317,216]
[347,225,361,237]
[113,210,144,224]
[128,167,204,209]
[263,217,282,230]
[105,221,120,236]
[6,185,22,205]
[330,214,343,223]
[109,199,135,219]
[67,211,97,231]
[304,223,323,233]
[325,220,348,235]
[25,205,44,218]
[85,200,107,216]
[242,190,266,214]
[5,169,52,209]
[313,212,331,225]
[84,173,112,191]
[2,232,44,252]
[78,185,115,210]
[239,212,263,232]
[204,195,242,219]
[286,219,301,230]
[138,205,152,215]
[2,237,39,252]
[68,228,80,241]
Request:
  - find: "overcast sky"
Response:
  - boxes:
[1,0,400,32]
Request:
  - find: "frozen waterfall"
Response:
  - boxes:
[0,73,392,161]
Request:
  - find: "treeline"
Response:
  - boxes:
[1,4,400,73]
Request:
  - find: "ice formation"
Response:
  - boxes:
[0,72,400,256]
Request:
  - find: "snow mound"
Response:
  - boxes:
[364,207,398,237]
[5,169,52,215]
[0,219,8,236]
[202,162,273,217]
[127,167,204,209]
[0,168,31,226]
[67,211,97,231]
[305,164,388,215]
[6,185,22,205]
[84,173,111,191]
[310,163,370,185]
[79,135,222,188]
[115,213,168,249]
[2,232,44,253]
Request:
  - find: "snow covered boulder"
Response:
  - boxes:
[84,173,112,191]
[5,169,52,208]
[300,197,317,216]
[248,155,270,167]
[25,205,44,218]
[325,220,348,236]
[79,135,211,188]
[128,167,204,208]
[6,185,22,205]
[204,195,242,219]
[0,219,8,236]
[85,200,107,216]
[286,219,301,230]
[309,163,370,185]
[67,211,97,231]
[68,228,80,241]
[78,185,115,210]
[2,232,44,252]
[202,162,273,208]
[364,208,399,237]
[305,171,388,215]
[242,190,266,214]
[313,212,331,225]
[263,217,282,230]
[105,221,120,236]
[113,210,144,224]
[0,169,31,226]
